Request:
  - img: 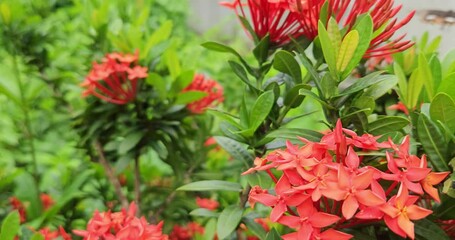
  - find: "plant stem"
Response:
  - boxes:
[94,140,129,209]
[134,154,141,217]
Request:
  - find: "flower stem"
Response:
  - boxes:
[94,140,129,209]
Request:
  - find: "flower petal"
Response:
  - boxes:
[406,205,432,220]
[310,212,340,228]
[384,215,407,238]
[353,170,374,190]
[320,229,353,240]
[342,195,359,220]
[397,214,415,239]
[356,190,385,206]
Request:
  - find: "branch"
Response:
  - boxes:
[94,140,129,209]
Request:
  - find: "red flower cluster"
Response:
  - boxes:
[81,51,148,104]
[73,202,168,240]
[169,222,204,240]
[37,227,71,240]
[244,120,449,239]
[221,0,305,47]
[223,0,414,57]
[182,74,224,114]
[9,193,55,223]
[196,197,220,210]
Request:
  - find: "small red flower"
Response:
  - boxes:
[170,222,204,240]
[81,51,148,104]
[9,197,26,223]
[196,197,220,210]
[40,193,54,210]
[182,74,224,114]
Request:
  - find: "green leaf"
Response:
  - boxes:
[299,88,333,109]
[249,91,275,134]
[368,116,410,135]
[246,172,273,189]
[284,84,311,108]
[417,114,449,171]
[253,35,270,64]
[327,18,341,63]
[318,20,337,78]
[320,72,337,99]
[265,128,323,142]
[243,216,267,240]
[407,68,424,109]
[341,14,373,79]
[228,61,258,91]
[354,95,375,115]
[118,131,144,154]
[438,72,455,100]
[363,75,397,100]
[146,73,167,99]
[190,208,220,218]
[30,233,45,240]
[14,172,42,219]
[0,211,20,240]
[203,218,217,240]
[217,205,244,240]
[214,136,253,165]
[414,219,450,240]
[336,30,359,73]
[0,82,21,107]
[430,93,455,132]
[273,50,302,83]
[208,109,242,129]
[163,48,181,80]
[393,62,408,105]
[265,228,281,240]
[175,91,207,105]
[337,71,383,96]
[177,180,243,192]
[142,20,173,58]
[419,54,434,100]
[171,70,194,93]
[202,42,242,59]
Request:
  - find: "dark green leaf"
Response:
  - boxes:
[217,205,244,240]
[214,136,253,165]
[265,128,323,142]
[337,71,383,96]
[249,91,275,134]
[284,84,311,108]
[177,180,243,192]
[253,35,270,64]
[368,116,410,135]
[417,114,449,171]
[202,42,242,59]
[118,131,144,154]
[243,217,267,240]
[363,75,397,100]
[228,61,258,91]
[273,50,301,83]
[0,211,20,240]
[415,219,450,240]
[265,228,281,240]
[430,93,455,132]
[14,172,42,219]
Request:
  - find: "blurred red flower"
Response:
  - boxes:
[81,51,148,104]
[196,197,220,210]
[9,197,26,223]
[182,74,224,114]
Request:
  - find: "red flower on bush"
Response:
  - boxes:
[73,202,168,239]
[196,197,219,210]
[81,51,148,104]
[169,222,204,240]
[40,193,55,210]
[244,120,449,240]
[182,74,224,114]
[9,197,26,223]
[221,0,304,47]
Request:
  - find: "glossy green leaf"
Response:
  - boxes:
[175,91,207,105]
[363,75,397,100]
[177,180,243,192]
[202,42,242,59]
[320,72,337,99]
[430,93,455,132]
[273,50,301,83]
[284,84,311,108]
[118,131,144,154]
[318,20,337,77]
[203,218,217,240]
[438,72,455,100]
[246,172,273,189]
[249,91,275,133]
[415,219,450,240]
[217,205,244,240]
[214,136,253,165]
[336,30,359,72]
[265,128,323,142]
[190,208,219,218]
[142,20,172,58]
[253,35,270,64]
[327,18,341,62]
[407,69,424,109]
[171,70,194,93]
[417,114,449,171]
[337,71,383,96]
[146,73,167,99]
[0,211,20,240]
[368,116,410,135]
[207,109,242,129]
[393,62,408,104]
[429,54,442,91]
[419,54,434,100]
[354,95,375,115]
[228,61,258,91]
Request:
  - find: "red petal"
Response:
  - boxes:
[353,170,374,190]
[397,214,415,239]
[384,215,407,238]
[342,195,359,219]
[320,229,353,240]
[406,205,432,220]
[406,167,431,182]
[310,212,340,227]
[356,190,385,206]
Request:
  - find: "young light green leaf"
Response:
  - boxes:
[163,48,181,80]
[394,62,408,104]
[430,93,455,132]
[368,116,410,135]
[419,54,434,100]
[146,73,167,99]
[217,205,244,240]
[273,51,301,83]
[406,69,424,109]
[171,70,194,93]
[142,20,173,58]
[249,91,275,133]
[177,180,243,192]
[14,173,42,219]
[327,18,341,61]
[337,30,359,73]
[265,228,281,240]
[203,218,217,240]
[318,20,337,78]
[175,91,207,105]
[417,114,449,171]
[201,42,242,59]
[0,211,20,240]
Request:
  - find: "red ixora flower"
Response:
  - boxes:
[196,197,220,210]
[81,51,148,104]
[182,74,224,114]
[221,0,305,47]
[73,202,168,240]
